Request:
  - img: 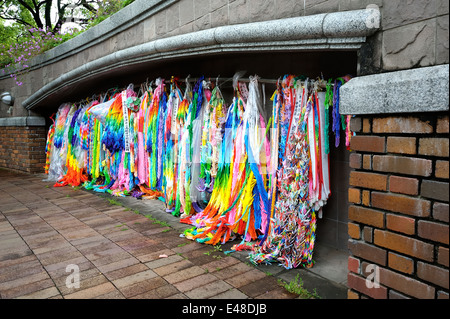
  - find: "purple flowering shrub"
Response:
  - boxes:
[0,26,81,86]
[0,0,135,87]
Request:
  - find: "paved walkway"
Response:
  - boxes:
[0,169,300,299]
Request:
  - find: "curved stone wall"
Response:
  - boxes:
[22,8,378,110]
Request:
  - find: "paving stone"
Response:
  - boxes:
[131,283,181,299]
[254,286,298,299]
[225,269,267,288]
[213,262,255,280]
[163,266,206,284]
[57,271,108,295]
[173,273,218,292]
[210,288,249,299]
[0,271,50,293]
[145,254,185,269]
[184,280,233,299]
[64,282,118,299]
[200,256,241,273]
[103,263,150,281]
[0,260,45,283]
[154,259,195,277]
[1,278,55,299]
[94,290,126,299]
[112,269,158,289]
[36,247,83,266]
[96,256,141,274]
[0,254,37,270]
[165,292,188,299]
[16,286,61,299]
[135,248,177,263]
[239,276,281,298]
[119,276,167,298]
[0,170,303,300]
[48,260,97,282]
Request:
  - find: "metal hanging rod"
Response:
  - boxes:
[157,76,334,88]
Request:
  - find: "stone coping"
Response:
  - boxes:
[22,7,380,110]
[0,116,46,126]
[340,64,449,115]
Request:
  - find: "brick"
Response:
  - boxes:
[362,118,371,133]
[348,188,361,204]
[374,229,434,262]
[437,115,449,133]
[373,155,432,177]
[349,205,385,228]
[421,180,449,201]
[363,226,373,243]
[438,247,449,267]
[417,262,449,289]
[347,272,387,299]
[386,214,416,235]
[362,154,371,170]
[418,220,449,245]
[350,136,385,153]
[350,117,361,132]
[348,256,360,273]
[348,239,387,265]
[372,117,433,134]
[419,138,449,157]
[387,137,416,155]
[349,153,362,169]
[388,252,414,274]
[435,160,449,179]
[348,222,360,239]
[437,291,450,299]
[349,171,388,191]
[371,192,430,217]
[362,190,370,206]
[389,176,419,196]
[347,289,359,299]
[379,267,435,299]
[433,202,449,222]
[389,290,410,299]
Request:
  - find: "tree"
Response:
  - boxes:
[0,0,98,34]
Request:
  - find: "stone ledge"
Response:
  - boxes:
[22,8,380,110]
[0,116,46,126]
[340,64,449,115]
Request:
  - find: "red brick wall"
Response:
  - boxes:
[0,126,47,174]
[347,113,449,299]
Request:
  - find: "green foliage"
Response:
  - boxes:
[279,274,321,299]
[144,214,171,228]
[83,0,135,28]
[0,0,135,85]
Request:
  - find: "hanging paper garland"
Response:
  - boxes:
[43,73,350,270]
